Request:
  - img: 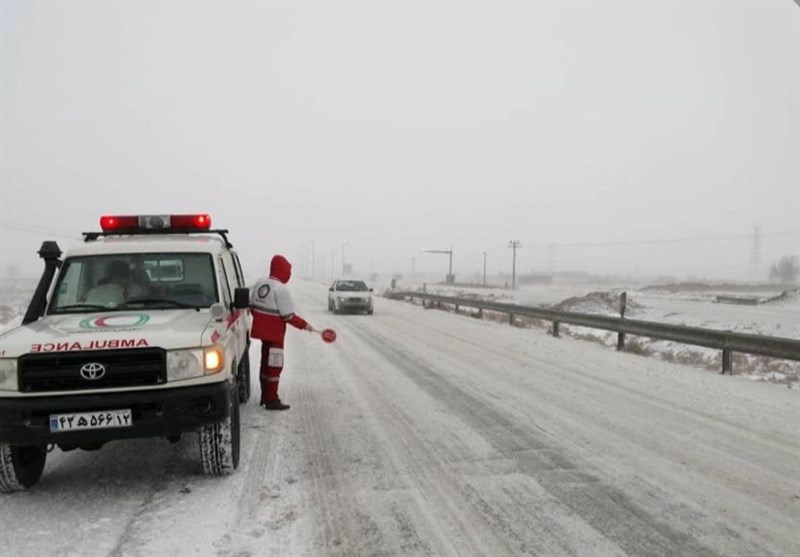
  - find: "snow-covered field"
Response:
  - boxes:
[386,278,800,387]
[1,280,799,556]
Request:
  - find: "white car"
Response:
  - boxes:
[0,213,252,492]
[328,279,374,314]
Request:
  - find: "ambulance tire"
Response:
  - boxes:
[0,443,47,493]
[237,352,251,404]
[199,379,241,476]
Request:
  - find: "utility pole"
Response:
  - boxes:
[509,240,520,290]
[481,251,487,286]
[342,242,349,276]
[751,225,761,279]
[449,244,453,284]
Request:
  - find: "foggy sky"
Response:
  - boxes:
[1,1,798,281]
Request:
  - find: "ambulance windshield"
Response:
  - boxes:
[48,253,218,313]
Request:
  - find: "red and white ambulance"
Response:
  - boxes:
[0,214,251,491]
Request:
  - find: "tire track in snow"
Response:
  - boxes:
[324,331,517,557]
[348,319,725,557]
[211,361,291,557]
[290,336,370,556]
[370,309,800,530]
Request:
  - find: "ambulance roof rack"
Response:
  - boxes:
[81,214,233,248]
[82,229,233,248]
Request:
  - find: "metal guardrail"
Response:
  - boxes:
[387,291,800,374]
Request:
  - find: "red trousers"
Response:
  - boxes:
[259,340,284,403]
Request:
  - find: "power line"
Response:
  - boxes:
[1,223,81,239]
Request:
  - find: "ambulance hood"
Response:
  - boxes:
[0,310,216,357]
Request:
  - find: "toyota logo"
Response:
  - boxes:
[79,362,106,380]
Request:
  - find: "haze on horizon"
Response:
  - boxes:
[1,1,798,283]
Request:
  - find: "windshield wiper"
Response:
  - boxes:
[121,298,200,309]
[54,304,109,312]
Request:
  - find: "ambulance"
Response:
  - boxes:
[0,214,252,491]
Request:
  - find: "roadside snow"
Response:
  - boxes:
[388,279,800,386]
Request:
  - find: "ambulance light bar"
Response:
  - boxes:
[99,214,212,232]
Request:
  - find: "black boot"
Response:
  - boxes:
[261,399,290,411]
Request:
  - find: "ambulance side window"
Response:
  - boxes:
[52,260,84,306]
[220,252,241,292]
[232,253,245,288]
[218,257,232,306]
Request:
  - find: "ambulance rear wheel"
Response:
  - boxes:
[0,443,47,493]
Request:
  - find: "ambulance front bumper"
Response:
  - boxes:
[0,381,232,445]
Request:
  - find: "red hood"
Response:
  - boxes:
[269,255,292,283]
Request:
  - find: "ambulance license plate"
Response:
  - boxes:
[49,409,132,432]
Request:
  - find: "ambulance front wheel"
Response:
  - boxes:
[0,443,47,493]
[198,379,241,476]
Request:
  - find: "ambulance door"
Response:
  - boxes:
[219,252,247,364]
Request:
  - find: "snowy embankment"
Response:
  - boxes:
[1,280,799,556]
[387,279,800,388]
[0,277,36,335]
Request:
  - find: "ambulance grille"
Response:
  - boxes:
[18,348,167,392]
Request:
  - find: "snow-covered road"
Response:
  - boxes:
[2,280,798,557]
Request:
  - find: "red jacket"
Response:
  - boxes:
[249,255,308,342]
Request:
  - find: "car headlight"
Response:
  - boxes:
[0,359,18,391]
[166,349,203,381]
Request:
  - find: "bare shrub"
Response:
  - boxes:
[623,337,654,357]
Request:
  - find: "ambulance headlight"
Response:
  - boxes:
[0,359,18,391]
[166,350,203,381]
[203,346,225,374]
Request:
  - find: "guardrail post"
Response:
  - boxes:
[478,308,483,319]
[436,300,441,309]
[617,292,627,351]
[552,322,560,337]
[509,313,514,326]
[455,304,459,313]
[722,349,733,374]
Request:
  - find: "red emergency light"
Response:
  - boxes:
[99,214,212,232]
[171,214,211,229]
[99,216,139,230]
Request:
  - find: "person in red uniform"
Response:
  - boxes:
[249,255,314,410]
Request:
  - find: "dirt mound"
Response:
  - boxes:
[761,289,800,304]
[550,291,641,316]
[457,291,512,302]
[642,282,788,294]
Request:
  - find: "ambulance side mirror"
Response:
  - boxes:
[233,287,250,309]
[210,303,226,320]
